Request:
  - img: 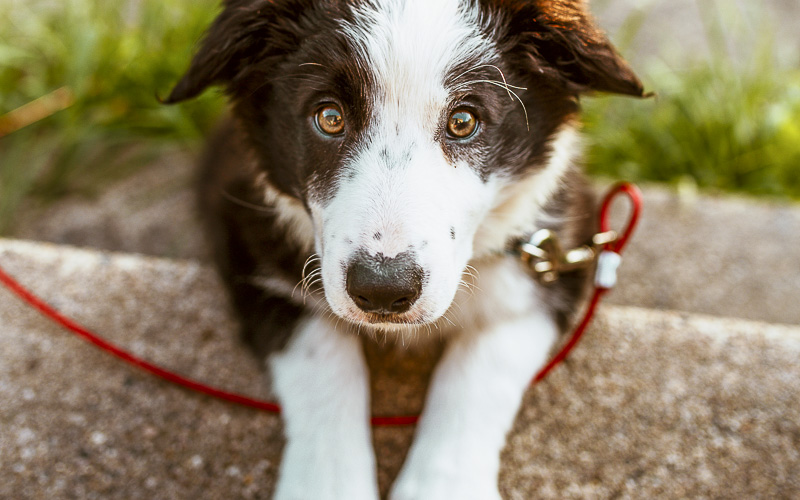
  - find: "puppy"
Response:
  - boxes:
[166,0,644,498]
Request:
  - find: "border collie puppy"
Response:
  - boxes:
[166,0,643,498]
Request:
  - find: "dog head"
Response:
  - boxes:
[167,0,644,330]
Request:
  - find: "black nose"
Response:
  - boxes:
[346,251,423,314]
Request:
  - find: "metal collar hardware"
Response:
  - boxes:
[519,229,618,284]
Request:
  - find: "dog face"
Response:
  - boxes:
[167,0,643,330]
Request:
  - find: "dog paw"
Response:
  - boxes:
[273,442,379,500]
[274,467,379,500]
[389,469,502,500]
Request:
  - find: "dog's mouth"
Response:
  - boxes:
[355,310,427,326]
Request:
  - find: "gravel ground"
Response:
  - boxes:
[605,183,800,326]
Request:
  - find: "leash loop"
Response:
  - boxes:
[600,181,643,254]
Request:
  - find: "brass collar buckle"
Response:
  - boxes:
[518,229,618,284]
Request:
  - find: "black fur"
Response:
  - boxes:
[533,170,598,331]
[196,120,307,355]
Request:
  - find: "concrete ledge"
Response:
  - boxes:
[1,239,799,499]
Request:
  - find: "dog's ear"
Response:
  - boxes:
[163,1,273,104]
[498,0,646,97]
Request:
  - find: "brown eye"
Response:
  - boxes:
[447,109,478,139]
[316,105,344,136]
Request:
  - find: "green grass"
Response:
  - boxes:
[0,0,223,232]
[583,2,800,199]
[1,0,799,236]
[583,65,800,198]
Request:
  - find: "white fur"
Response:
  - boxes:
[449,255,550,332]
[269,317,379,500]
[391,291,558,499]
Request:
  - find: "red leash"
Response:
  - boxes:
[533,182,642,384]
[0,183,641,427]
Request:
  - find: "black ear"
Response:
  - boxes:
[163,1,272,104]
[500,0,647,97]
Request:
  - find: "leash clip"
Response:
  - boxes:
[519,229,617,284]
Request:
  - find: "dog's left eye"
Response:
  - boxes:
[315,105,345,136]
[447,109,478,139]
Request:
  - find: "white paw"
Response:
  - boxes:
[390,466,502,500]
[274,448,379,500]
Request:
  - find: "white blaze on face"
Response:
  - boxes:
[307,0,501,326]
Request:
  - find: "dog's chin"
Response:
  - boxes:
[337,309,432,331]
[327,300,448,334]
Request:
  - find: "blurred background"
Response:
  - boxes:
[4,4,800,497]
[1,0,799,236]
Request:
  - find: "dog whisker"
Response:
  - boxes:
[457,280,476,298]
[451,63,529,130]
[305,277,324,293]
[454,80,530,131]
[292,270,319,293]
[221,189,275,214]
[451,63,522,98]
[453,79,527,92]
[459,269,483,294]
[450,299,466,315]
[459,277,478,291]
[302,277,324,300]
[295,255,321,300]
[440,313,457,328]
[461,270,478,282]
[303,269,322,282]
[445,307,464,328]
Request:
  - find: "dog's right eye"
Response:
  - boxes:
[315,105,345,136]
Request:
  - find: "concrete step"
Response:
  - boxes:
[1,238,798,499]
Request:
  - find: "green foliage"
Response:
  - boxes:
[0,0,222,231]
[583,59,800,199]
[583,3,800,199]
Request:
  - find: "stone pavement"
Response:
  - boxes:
[1,238,799,499]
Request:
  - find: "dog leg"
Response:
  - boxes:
[269,317,379,500]
[390,309,558,500]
